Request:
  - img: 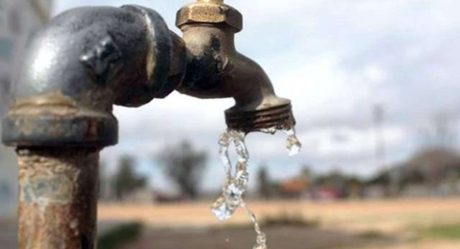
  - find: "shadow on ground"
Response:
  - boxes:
[0,220,17,249]
[122,226,395,249]
[0,219,133,249]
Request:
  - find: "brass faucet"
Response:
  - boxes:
[176,0,295,132]
[1,1,297,248]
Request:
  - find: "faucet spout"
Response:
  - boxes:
[176,1,296,133]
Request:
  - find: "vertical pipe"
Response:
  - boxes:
[17,148,99,249]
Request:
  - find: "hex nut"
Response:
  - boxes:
[176,3,243,32]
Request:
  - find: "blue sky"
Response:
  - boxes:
[52,0,460,192]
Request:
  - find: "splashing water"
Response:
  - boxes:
[211,127,302,249]
[285,128,302,156]
[211,130,249,221]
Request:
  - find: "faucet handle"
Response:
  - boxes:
[176,0,242,32]
[197,0,224,4]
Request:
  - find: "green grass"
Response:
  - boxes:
[98,222,144,249]
[421,223,460,240]
[259,212,319,228]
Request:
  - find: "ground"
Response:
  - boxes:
[2,198,459,248]
[0,219,17,249]
[97,198,460,249]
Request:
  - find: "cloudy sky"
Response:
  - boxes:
[51,0,460,191]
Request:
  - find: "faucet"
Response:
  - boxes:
[176,0,295,132]
[1,1,296,248]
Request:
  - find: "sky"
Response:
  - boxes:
[50,0,460,192]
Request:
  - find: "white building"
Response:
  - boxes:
[0,0,52,218]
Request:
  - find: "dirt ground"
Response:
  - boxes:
[122,226,385,249]
[98,198,460,249]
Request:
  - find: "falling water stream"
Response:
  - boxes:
[211,128,302,249]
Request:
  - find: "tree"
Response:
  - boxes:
[404,148,460,187]
[159,141,207,200]
[113,155,147,200]
[417,111,457,150]
[300,166,312,183]
[257,165,271,199]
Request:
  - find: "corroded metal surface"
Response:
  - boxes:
[2,0,298,145]
[2,5,186,147]
[176,1,243,32]
[176,0,295,132]
[1,1,299,247]
[225,104,296,133]
[17,148,99,249]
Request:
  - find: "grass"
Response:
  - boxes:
[357,230,387,240]
[421,223,460,240]
[259,212,319,228]
[98,222,144,249]
[215,212,319,231]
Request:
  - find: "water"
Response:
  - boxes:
[211,130,249,220]
[211,127,302,249]
[285,128,302,156]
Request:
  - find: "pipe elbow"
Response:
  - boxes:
[2,5,186,147]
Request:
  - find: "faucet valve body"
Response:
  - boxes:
[176,0,296,133]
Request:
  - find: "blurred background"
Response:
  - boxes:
[1,0,460,248]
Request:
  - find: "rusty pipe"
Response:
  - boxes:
[1,5,185,249]
[17,148,98,249]
[176,0,296,133]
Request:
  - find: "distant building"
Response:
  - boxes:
[0,0,52,218]
[279,178,309,198]
[365,147,460,198]
[277,168,312,199]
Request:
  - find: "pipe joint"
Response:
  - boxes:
[2,5,186,147]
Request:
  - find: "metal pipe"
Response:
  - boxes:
[17,148,99,249]
[2,5,185,249]
[2,5,186,148]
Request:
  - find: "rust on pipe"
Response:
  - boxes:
[17,148,99,249]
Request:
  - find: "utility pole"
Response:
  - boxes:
[373,104,396,195]
[373,104,385,171]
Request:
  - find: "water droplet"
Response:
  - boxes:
[285,128,302,156]
[253,244,267,249]
[260,127,277,134]
[211,195,236,221]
